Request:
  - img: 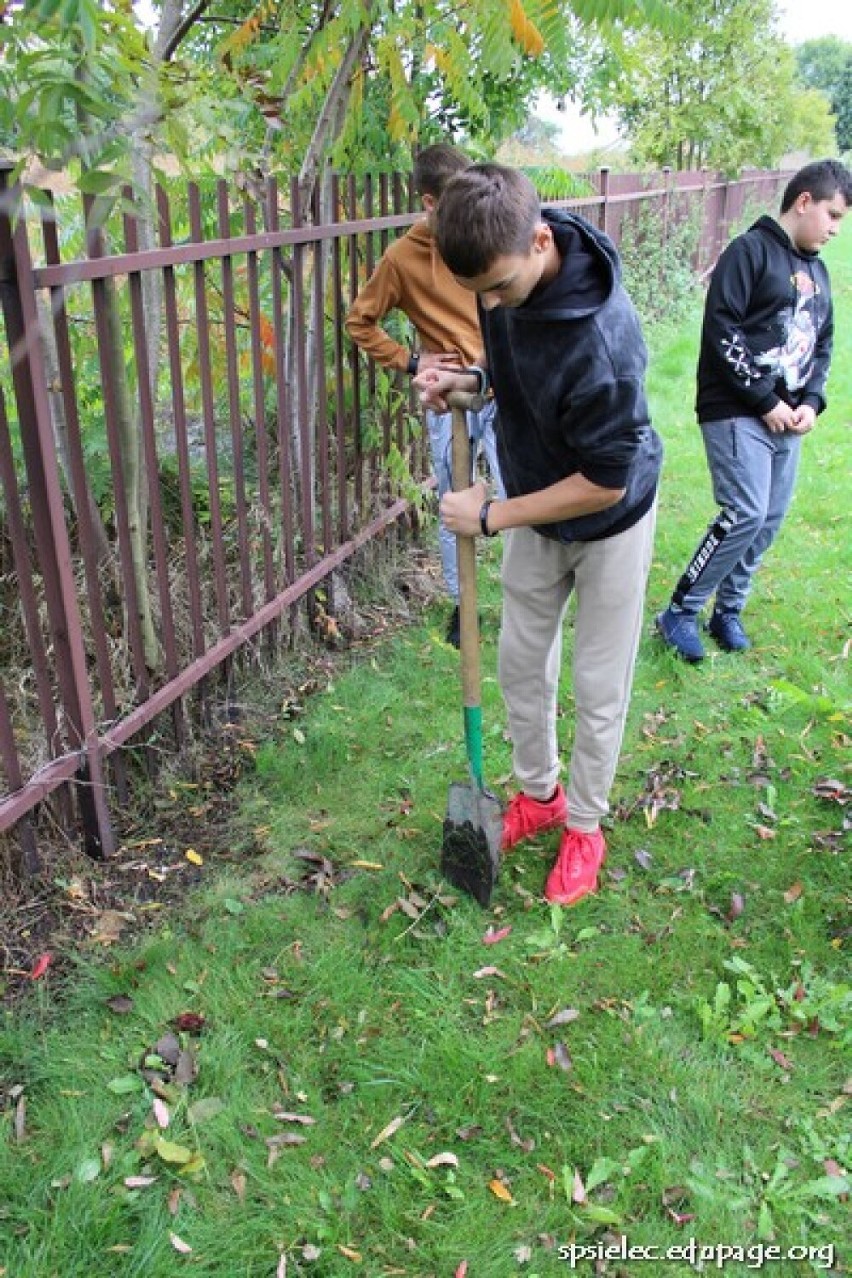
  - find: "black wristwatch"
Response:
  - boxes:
[407,351,420,376]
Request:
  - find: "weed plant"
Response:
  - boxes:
[1,240,849,1277]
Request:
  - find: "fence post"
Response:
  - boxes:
[0,162,115,858]
[598,166,610,237]
[718,172,731,262]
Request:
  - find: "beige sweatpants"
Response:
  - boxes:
[498,505,656,831]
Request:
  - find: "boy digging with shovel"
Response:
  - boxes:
[417,164,662,906]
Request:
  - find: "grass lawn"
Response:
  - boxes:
[1,237,849,1277]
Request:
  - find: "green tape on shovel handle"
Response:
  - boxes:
[463,705,484,790]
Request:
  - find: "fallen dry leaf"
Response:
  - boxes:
[425,1152,459,1169]
[488,1177,514,1203]
[572,1168,586,1203]
[769,1047,794,1071]
[783,882,804,904]
[169,1232,192,1254]
[547,1042,573,1072]
[172,1012,206,1034]
[370,1114,406,1148]
[545,1007,580,1029]
[473,965,505,979]
[30,953,52,980]
[88,910,134,946]
[727,893,745,921]
[482,925,512,945]
[336,1244,362,1262]
[124,1175,157,1189]
[106,995,134,1015]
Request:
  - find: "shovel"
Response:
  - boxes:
[440,394,503,906]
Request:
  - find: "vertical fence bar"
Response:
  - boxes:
[217,180,253,620]
[312,182,332,560]
[40,199,120,741]
[599,166,610,237]
[157,185,206,662]
[330,174,349,544]
[122,188,185,749]
[84,197,151,705]
[0,676,40,876]
[188,183,230,637]
[266,177,296,595]
[0,167,114,857]
[243,196,276,603]
[347,173,364,518]
[0,378,63,784]
[290,177,315,575]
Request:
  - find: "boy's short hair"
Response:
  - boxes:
[412,143,470,200]
[781,158,852,212]
[435,163,540,278]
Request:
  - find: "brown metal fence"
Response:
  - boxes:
[0,163,790,876]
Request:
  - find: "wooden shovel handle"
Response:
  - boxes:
[450,404,480,710]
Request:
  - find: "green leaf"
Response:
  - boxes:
[187,1097,225,1126]
[581,1203,623,1225]
[75,1157,101,1183]
[155,1138,194,1165]
[107,1074,144,1095]
[798,1175,852,1200]
[77,169,121,196]
[585,1156,622,1192]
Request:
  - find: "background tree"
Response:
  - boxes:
[834,59,852,153]
[614,0,817,172]
[795,36,852,108]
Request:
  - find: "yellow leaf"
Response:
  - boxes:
[337,1245,362,1262]
[488,1177,515,1203]
[185,849,203,866]
[509,0,545,56]
[351,860,384,870]
[156,1138,193,1164]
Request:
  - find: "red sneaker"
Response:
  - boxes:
[544,828,606,906]
[501,785,568,852]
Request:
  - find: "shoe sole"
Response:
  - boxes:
[708,631,750,653]
[545,879,600,906]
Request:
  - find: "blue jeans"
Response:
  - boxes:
[426,398,505,601]
[672,415,802,616]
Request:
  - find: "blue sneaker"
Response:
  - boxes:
[655,607,705,662]
[708,610,751,652]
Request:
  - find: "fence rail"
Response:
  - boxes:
[0,162,790,876]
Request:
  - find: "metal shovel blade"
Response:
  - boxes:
[441,781,503,907]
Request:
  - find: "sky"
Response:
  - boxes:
[538,0,852,154]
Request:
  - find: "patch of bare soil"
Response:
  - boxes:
[0,548,444,1006]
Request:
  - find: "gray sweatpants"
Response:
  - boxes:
[672,416,802,616]
[498,506,656,831]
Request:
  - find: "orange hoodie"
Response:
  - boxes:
[345,219,484,371]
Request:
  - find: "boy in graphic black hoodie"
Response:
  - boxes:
[657,159,852,662]
[416,163,661,907]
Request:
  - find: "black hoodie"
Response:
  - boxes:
[696,214,834,423]
[479,209,662,544]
